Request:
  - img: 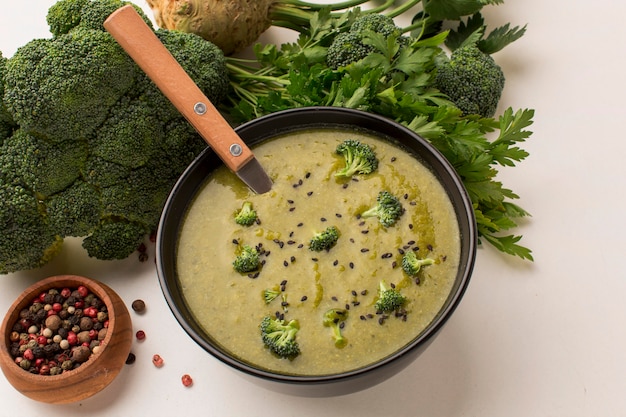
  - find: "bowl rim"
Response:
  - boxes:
[156,106,477,384]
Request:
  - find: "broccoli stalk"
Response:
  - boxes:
[323,308,348,348]
[232,244,261,273]
[401,250,435,277]
[235,201,258,226]
[335,139,379,178]
[260,316,301,359]
[308,226,340,252]
[360,191,403,227]
[375,281,407,313]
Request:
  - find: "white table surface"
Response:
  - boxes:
[1,1,625,416]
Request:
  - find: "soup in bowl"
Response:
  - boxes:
[156,107,476,395]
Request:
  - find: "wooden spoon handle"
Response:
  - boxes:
[104,5,253,172]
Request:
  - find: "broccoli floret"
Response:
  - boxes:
[46,0,89,36]
[335,139,378,178]
[79,0,153,32]
[309,226,340,252]
[360,191,403,227]
[0,179,63,274]
[82,219,147,260]
[233,244,260,273]
[327,14,407,69]
[0,52,16,142]
[375,281,407,313]
[47,180,102,237]
[263,286,281,304]
[434,44,505,118]
[260,316,301,359]
[401,250,435,277]
[4,28,137,141]
[235,201,258,226]
[156,29,229,111]
[90,97,163,169]
[0,130,88,197]
[323,308,348,348]
[83,156,131,188]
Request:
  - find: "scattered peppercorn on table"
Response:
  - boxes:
[2,0,626,416]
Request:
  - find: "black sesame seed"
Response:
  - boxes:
[360,248,369,253]
[320,217,327,222]
[301,296,308,302]
[349,262,354,269]
[307,191,314,196]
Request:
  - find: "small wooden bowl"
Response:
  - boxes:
[0,275,133,404]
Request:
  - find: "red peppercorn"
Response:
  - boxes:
[181,374,193,387]
[77,285,89,298]
[23,349,34,361]
[35,358,45,368]
[135,330,146,341]
[46,309,57,317]
[152,354,164,368]
[60,287,72,298]
[89,329,98,340]
[52,302,63,312]
[39,364,50,375]
[38,292,47,303]
[74,300,85,309]
[36,335,47,345]
[67,331,78,346]
[84,307,97,318]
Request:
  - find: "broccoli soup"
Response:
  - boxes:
[176,128,460,376]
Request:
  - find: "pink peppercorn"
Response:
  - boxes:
[60,287,72,298]
[36,335,47,345]
[181,374,193,387]
[152,354,164,368]
[23,349,34,361]
[67,331,78,346]
[52,302,63,312]
[77,286,89,298]
[135,330,146,341]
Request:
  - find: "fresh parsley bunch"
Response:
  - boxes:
[223,0,535,260]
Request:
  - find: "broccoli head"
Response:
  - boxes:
[401,250,435,277]
[434,44,505,118]
[260,316,301,359]
[323,308,348,348]
[335,139,378,178]
[233,244,261,273]
[360,191,403,227]
[309,226,340,252]
[375,281,407,313]
[0,179,63,274]
[0,1,230,273]
[235,201,258,226]
[327,13,407,69]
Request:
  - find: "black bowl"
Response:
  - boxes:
[156,107,476,396]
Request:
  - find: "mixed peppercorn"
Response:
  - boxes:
[8,286,108,375]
